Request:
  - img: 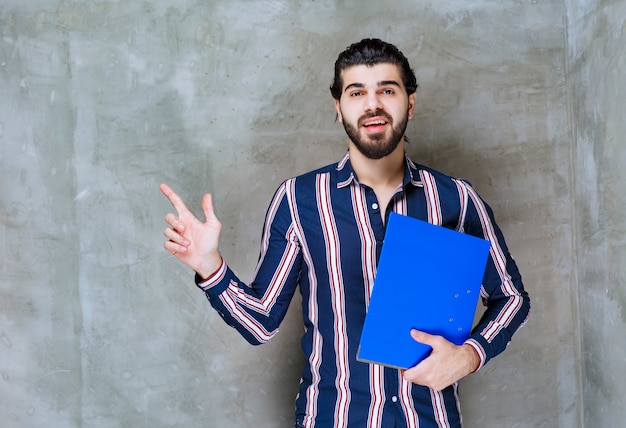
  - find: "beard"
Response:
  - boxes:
[342,109,409,160]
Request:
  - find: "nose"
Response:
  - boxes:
[364,92,382,112]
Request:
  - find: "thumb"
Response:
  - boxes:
[410,329,437,346]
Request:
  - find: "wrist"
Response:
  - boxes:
[461,343,481,375]
[197,253,224,280]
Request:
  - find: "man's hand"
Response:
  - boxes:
[402,330,480,391]
[160,183,223,279]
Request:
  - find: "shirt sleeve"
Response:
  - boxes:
[194,181,303,345]
[460,182,531,370]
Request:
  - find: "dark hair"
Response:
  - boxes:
[329,38,418,100]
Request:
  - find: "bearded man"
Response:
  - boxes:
[161,38,530,428]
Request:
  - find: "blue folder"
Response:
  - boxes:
[357,212,491,369]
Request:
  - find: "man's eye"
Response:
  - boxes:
[382,89,395,95]
[350,91,362,97]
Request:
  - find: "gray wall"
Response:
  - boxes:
[567,0,626,426]
[0,1,623,427]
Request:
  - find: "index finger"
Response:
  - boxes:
[160,183,190,213]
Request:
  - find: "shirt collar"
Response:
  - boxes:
[336,151,424,189]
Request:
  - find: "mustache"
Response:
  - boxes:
[358,110,393,126]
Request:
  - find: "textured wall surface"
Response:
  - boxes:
[1,0,619,427]
[566,0,626,426]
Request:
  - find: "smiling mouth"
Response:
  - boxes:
[363,119,388,127]
[360,111,392,132]
[361,118,389,133]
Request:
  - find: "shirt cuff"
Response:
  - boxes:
[463,338,487,373]
[195,258,227,291]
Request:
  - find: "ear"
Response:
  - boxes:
[407,93,416,120]
[333,98,343,123]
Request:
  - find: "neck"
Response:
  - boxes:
[349,142,405,188]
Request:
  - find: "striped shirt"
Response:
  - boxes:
[197,152,530,428]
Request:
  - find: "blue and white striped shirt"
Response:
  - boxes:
[197,152,530,428]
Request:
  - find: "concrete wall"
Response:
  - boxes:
[566,0,626,426]
[0,0,620,426]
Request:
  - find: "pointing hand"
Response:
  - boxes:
[160,183,223,278]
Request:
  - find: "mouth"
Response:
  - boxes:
[360,116,390,134]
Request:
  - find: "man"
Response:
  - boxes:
[161,38,530,428]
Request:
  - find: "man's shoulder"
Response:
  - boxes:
[410,160,467,184]
[271,162,340,199]
[290,161,340,182]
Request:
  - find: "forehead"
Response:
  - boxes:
[340,63,404,90]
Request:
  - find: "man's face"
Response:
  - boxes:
[334,63,416,160]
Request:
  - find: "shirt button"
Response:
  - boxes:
[372,203,379,210]
[391,396,398,403]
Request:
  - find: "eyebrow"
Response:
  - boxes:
[343,80,402,93]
